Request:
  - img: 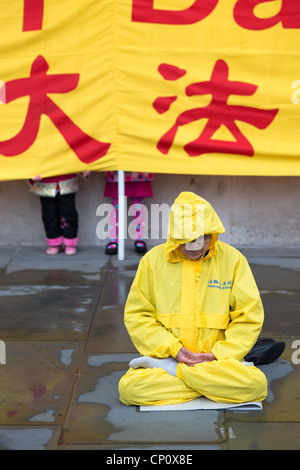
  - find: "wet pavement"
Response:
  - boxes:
[0,244,299,451]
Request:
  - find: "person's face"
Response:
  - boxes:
[179,234,211,260]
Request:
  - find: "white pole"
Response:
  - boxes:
[118,170,125,261]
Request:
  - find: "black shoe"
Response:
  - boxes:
[244,338,285,366]
[134,240,147,254]
[105,241,118,255]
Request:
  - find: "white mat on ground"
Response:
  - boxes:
[140,397,263,412]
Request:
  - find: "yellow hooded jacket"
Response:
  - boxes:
[124,192,264,362]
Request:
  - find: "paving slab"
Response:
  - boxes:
[0,247,17,268]
[0,266,105,286]
[249,260,300,290]
[0,341,84,426]
[0,284,101,340]
[260,290,300,338]
[0,246,108,285]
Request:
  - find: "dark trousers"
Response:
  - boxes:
[40,193,78,241]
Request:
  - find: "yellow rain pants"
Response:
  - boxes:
[119,359,267,406]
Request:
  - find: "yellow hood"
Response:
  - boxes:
[166,192,225,262]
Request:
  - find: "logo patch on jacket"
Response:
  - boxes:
[208,279,232,289]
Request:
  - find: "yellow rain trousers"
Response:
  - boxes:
[119,192,268,406]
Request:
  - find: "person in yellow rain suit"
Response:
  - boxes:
[118,191,268,406]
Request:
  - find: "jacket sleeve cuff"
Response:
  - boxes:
[170,340,183,359]
[210,345,222,360]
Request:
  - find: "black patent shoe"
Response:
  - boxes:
[134,240,147,254]
[244,338,285,365]
[105,241,118,255]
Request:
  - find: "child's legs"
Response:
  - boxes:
[57,193,78,243]
[178,358,267,404]
[119,367,200,406]
[40,196,62,243]
[130,197,146,241]
[108,197,118,242]
[108,197,146,242]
